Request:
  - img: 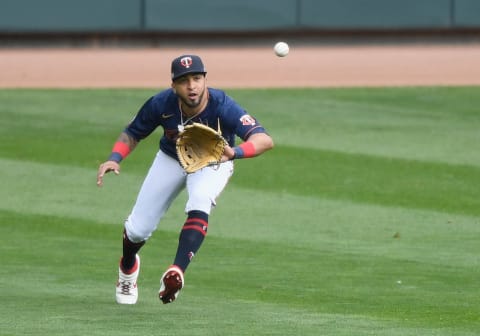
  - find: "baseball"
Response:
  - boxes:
[274,41,289,57]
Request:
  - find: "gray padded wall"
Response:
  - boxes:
[0,0,142,31]
[0,0,479,33]
[454,0,480,26]
[299,0,452,29]
[144,0,298,31]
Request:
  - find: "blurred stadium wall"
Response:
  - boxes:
[0,0,479,46]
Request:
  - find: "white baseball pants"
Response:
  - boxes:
[124,150,234,243]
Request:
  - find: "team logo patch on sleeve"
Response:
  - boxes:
[240,115,256,126]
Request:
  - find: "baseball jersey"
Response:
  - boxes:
[124,88,267,160]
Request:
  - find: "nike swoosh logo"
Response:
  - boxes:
[162,113,174,119]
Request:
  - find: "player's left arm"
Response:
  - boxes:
[222,132,274,162]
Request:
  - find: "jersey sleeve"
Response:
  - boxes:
[124,96,162,141]
[222,96,267,141]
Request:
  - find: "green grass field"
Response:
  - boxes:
[1,87,479,335]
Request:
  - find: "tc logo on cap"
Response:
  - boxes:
[180,56,193,68]
[171,54,206,81]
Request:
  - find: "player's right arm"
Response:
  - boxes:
[96,131,139,187]
[97,94,165,187]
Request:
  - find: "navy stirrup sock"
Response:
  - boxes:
[173,210,209,272]
[121,229,145,271]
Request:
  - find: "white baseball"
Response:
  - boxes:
[274,42,289,57]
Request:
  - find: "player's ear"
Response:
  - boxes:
[171,84,177,94]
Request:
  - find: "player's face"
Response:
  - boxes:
[172,73,207,110]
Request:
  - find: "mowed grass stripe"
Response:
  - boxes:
[2,87,480,168]
[234,145,480,216]
[0,157,143,225]
[2,156,479,267]
[229,86,480,167]
[2,210,479,335]
[3,137,480,222]
[1,156,479,270]
[214,188,480,268]
[2,87,480,335]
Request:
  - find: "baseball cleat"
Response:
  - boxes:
[116,255,140,304]
[158,265,184,304]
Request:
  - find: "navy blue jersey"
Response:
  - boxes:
[124,88,267,160]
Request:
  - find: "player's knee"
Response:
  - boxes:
[124,216,154,243]
[185,190,215,214]
[185,194,214,215]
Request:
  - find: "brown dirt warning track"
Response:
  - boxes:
[1,44,480,88]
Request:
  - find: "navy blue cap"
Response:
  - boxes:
[171,55,207,81]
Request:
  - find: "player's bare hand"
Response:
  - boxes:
[96,161,120,187]
[221,144,235,162]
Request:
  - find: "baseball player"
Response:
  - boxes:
[96,54,274,304]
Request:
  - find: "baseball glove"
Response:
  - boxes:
[176,122,227,173]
